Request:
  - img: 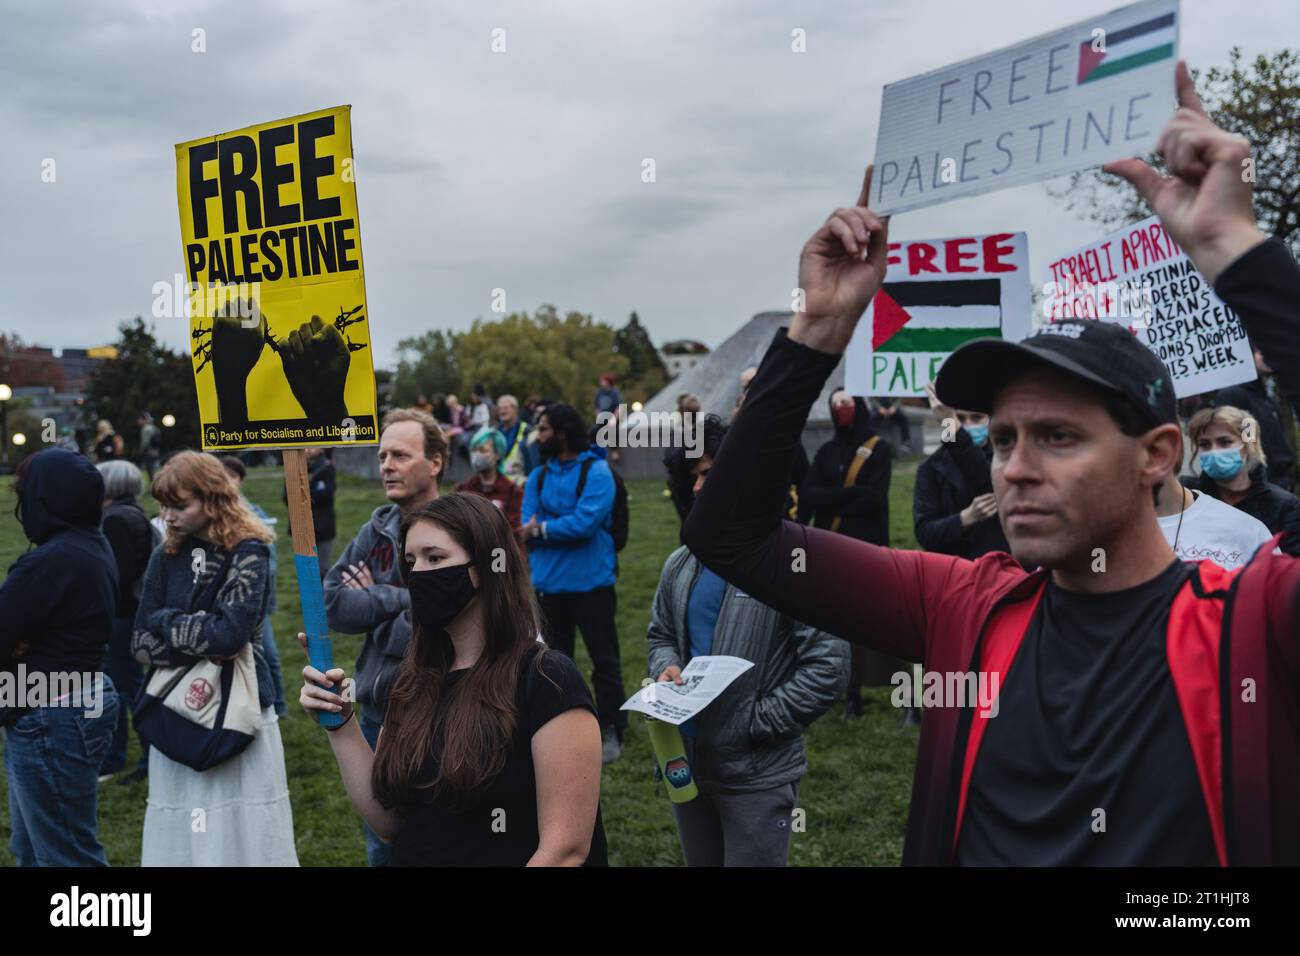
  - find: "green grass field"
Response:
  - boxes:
[0,459,923,866]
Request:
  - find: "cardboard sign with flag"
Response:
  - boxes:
[845,233,1032,397]
[871,0,1179,214]
[1076,10,1176,85]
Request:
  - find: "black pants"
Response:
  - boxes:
[538,586,627,734]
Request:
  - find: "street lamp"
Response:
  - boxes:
[161,413,176,428]
[11,433,25,447]
[0,383,11,474]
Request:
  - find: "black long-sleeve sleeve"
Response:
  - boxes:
[681,328,967,659]
[1215,238,1300,423]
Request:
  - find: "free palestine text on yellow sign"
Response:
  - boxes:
[176,105,377,451]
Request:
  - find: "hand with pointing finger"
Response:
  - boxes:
[791,164,891,355]
[1104,60,1267,284]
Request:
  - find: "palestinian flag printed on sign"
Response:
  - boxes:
[1077,10,1176,85]
[844,233,1033,398]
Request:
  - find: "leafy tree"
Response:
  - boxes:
[0,332,67,390]
[455,305,630,417]
[612,311,668,404]
[391,329,462,406]
[85,318,200,455]
[1050,49,1300,257]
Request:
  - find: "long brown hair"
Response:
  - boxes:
[150,451,274,556]
[373,493,545,807]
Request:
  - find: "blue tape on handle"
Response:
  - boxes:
[294,552,342,728]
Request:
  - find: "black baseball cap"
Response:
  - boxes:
[935,320,1177,430]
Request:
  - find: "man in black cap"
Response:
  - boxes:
[684,61,1300,865]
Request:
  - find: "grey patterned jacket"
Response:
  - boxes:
[647,545,849,794]
[131,538,275,710]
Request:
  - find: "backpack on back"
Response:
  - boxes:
[534,458,629,552]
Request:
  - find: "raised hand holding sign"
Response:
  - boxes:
[791,164,891,355]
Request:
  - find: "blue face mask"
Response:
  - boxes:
[1199,447,1245,481]
[963,424,989,446]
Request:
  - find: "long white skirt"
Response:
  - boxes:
[141,707,299,866]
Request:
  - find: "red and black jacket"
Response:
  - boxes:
[684,240,1300,865]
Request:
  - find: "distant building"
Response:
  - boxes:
[59,346,115,392]
[659,339,710,379]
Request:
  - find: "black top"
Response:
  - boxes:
[389,646,609,866]
[801,395,891,544]
[102,497,156,619]
[0,449,115,705]
[957,559,1219,865]
[913,430,1010,560]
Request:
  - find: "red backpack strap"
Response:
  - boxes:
[1221,540,1280,864]
[1166,563,1237,866]
[951,581,1047,854]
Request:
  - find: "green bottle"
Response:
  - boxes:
[641,679,698,803]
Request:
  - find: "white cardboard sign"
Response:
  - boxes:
[1041,215,1255,398]
[845,232,1032,398]
[871,0,1179,214]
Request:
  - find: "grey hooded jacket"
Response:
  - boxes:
[647,545,849,794]
[324,504,410,715]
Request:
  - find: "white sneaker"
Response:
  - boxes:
[601,733,622,764]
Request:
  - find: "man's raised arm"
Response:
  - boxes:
[1106,60,1299,409]
[682,168,960,661]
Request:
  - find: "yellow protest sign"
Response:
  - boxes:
[175,105,377,450]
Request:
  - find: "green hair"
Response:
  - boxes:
[470,426,508,474]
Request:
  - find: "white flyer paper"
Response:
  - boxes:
[620,655,754,726]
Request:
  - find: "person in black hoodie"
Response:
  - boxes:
[800,387,895,718]
[1188,404,1300,555]
[1,447,120,865]
[913,382,1010,560]
[97,460,158,780]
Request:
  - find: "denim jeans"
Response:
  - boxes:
[101,617,148,775]
[359,710,392,867]
[262,618,288,718]
[5,676,120,866]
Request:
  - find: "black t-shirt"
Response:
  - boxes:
[389,646,609,866]
[957,559,1219,865]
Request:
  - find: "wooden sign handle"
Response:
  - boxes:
[283,448,342,727]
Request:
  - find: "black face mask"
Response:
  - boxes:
[407,563,479,632]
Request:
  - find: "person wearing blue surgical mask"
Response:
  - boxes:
[913,382,1010,562]
[1188,405,1300,556]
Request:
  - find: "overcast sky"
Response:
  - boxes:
[1,0,1295,368]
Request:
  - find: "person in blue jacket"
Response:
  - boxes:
[519,402,626,763]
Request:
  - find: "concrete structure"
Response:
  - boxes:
[658,339,710,379]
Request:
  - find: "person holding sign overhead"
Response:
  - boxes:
[685,62,1300,864]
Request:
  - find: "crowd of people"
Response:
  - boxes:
[3,67,1299,866]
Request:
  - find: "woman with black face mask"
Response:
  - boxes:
[299,492,608,866]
